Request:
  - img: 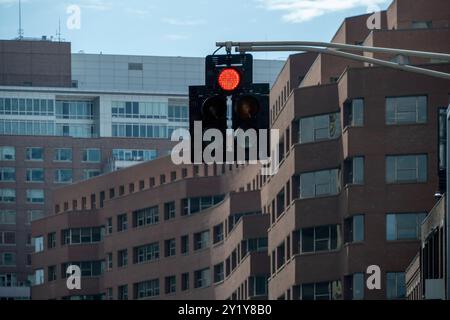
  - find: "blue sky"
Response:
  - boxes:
[0,0,391,60]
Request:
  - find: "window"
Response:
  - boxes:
[54,148,72,162]
[194,230,210,251]
[82,149,101,163]
[133,206,159,227]
[112,149,157,162]
[300,225,340,253]
[34,236,44,252]
[181,273,189,291]
[133,242,159,263]
[26,168,44,182]
[181,235,189,255]
[299,112,341,144]
[61,261,104,278]
[61,227,104,245]
[35,269,44,285]
[128,63,143,71]
[112,123,168,139]
[0,273,18,287]
[243,238,268,253]
[213,224,224,244]
[55,101,94,120]
[118,285,128,300]
[26,189,44,204]
[0,210,16,225]
[112,101,168,119]
[56,123,96,138]
[26,147,44,161]
[134,279,159,299]
[386,213,427,241]
[386,155,427,183]
[54,169,73,183]
[27,210,44,223]
[0,167,15,182]
[349,273,364,300]
[165,239,176,257]
[194,268,211,288]
[0,231,15,246]
[107,253,113,270]
[295,281,342,300]
[247,277,267,298]
[83,169,101,180]
[47,232,56,249]
[344,99,364,127]
[48,265,57,282]
[181,195,225,216]
[0,120,55,136]
[214,263,224,283]
[439,108,447,171]
[386,96,427,125]
[165,276,176,294]
[299,169,340,199]
[118,249,128,267]
[0,146,15,160]
[168,104,189,122]
[344,157,364,185]
[411,21,432,29]
[107,218,113,234]
[117,214,128,232]
[0,189,16,203]
[386,272,405,299]
[164,201,176,220]
[1,252,16,266]
[344,215,365,243]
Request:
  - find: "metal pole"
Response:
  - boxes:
[217,41,450,62]
[241,46,450,81]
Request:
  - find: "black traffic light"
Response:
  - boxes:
[189,54,270,164]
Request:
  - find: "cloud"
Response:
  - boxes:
[258,0,387,23]
[165,33,191,41]
[162,18,206,26]
[78,0,113,11]
[126,8,151,16]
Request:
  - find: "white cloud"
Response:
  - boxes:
[162,18,206,26]
[165,33,191,41]
[126,8,151,16]
[258,0,387,23]
[78,0,112,11]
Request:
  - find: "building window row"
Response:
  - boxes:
[0,98,54,116]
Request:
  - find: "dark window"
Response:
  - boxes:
[181,273,189,291]
[118,285,128,300]
[213,224,224,244]
[344,215,365,243]
[47,232,56,249]
[181,235,189,255]
[164,238,176,257]
[165,276,176,294]
[117,214,128,232]
[128,63,143,71]
[118,249,128,267]
[344,157,364,185]
[214,263,224,283]
[164,201,176,220]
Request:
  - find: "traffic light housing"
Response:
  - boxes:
[189,54,270,164]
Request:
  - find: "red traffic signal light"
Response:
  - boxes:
[218,68,241,91]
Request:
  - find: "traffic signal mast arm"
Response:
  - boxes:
[216,41,450,81]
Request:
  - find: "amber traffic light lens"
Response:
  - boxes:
[218,68,241,91]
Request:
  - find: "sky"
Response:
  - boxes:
[0,0,391,60]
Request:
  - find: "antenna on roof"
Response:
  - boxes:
[18,0,24,39]
[56,18,62,42]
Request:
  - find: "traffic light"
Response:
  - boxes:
[189,54,270,164]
